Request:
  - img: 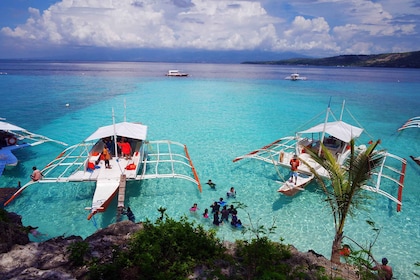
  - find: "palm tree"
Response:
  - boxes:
[303,139,385,264]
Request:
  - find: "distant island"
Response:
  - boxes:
[243,50,420,68]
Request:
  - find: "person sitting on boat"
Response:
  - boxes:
[206,179,216,188]
[30,166,42,181]
[227,187,236,198]
[102,146,112,169]
[289,155,300,185]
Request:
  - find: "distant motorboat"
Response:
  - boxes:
[166,70,189,77]
[285,73,307,81]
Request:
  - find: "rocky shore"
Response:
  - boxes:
[0,187,359,279]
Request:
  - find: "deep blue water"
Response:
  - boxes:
[0,61,419,278]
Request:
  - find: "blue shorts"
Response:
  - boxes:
[290,171,298,177]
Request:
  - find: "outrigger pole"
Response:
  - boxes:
[112,108,118,158]
[318,97,332,156]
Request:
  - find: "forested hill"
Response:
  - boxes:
[243,51,420,68]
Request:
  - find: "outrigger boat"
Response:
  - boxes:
[5,116,202,220]
[398,116,420,166]
[276,172,314,196]
[0,118,67,177]
[234,101,406,211]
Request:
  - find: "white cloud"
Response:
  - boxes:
[1,0,282,51]
[0,0,418,57]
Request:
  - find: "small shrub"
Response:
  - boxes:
[67,240,89,266]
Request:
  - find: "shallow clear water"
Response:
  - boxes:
[1,61,419,278]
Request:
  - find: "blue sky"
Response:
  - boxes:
[0,0,419,61]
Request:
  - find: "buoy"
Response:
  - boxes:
[7,137,17,145]
[65,103,70,107]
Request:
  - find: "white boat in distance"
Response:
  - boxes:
[0,118,67,177]
[5,116,202,220]
[234,101,406,211]
[166,70,189,77]
[285,73,307,81]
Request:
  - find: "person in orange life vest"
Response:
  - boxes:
[30,166,42,181]
[289,154,300,185]
[339,244,351,257]
[102,146,111,169]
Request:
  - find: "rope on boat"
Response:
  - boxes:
[269,152,286,182]
[91,215,99,230]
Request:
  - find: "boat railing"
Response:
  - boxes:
[136,140,201,191]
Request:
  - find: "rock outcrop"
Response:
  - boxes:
[0,218,359,280]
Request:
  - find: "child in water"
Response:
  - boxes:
[202,208,209,218]
[190,203,198,212]
[227,187,236,198]
[206,179,216,188]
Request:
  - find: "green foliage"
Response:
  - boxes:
[88,216,225,280]
[67,240,89,266]
[340,220,383,280]
[235,237,292,279]
[304,139,385,263]
[0,208,9,222]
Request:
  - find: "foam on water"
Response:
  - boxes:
[1,62,419,278]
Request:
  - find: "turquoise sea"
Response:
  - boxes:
[1,61,419,278]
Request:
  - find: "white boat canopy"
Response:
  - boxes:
[298,120,363,143]
[0,121,26,131]
[85,122,148,142]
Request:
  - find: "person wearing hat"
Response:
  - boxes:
[289,154,300,185]
[372,257,393,280]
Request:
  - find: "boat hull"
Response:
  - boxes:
[277,173,314,196]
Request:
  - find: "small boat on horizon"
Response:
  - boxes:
[0,118,66,177]
[166,70,189,77]
[234,100,406,211]
[4,113,202,220]
[285,73,307,81]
